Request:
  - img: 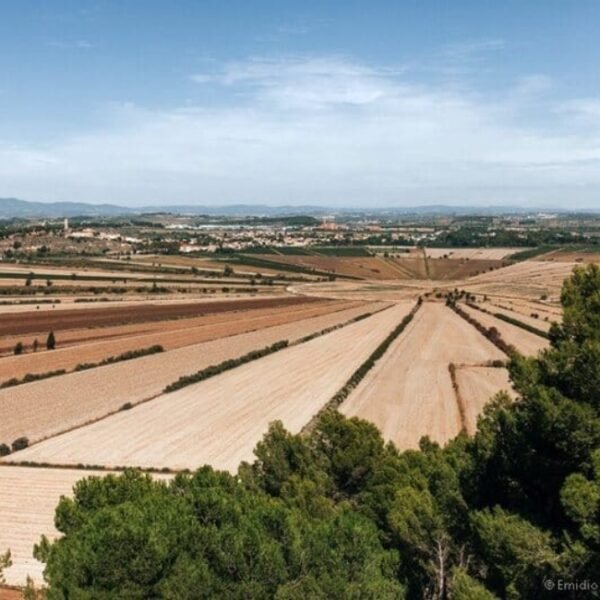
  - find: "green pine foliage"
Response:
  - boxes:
[32,264,600,599]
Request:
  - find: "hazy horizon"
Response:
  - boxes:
[2,1,600,209]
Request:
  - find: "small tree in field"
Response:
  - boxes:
[14,342,24,355]
[0,549,12,584]
[32,338,39,352]
[46,331,56,350]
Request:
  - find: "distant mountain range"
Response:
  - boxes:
[0,197,595,219]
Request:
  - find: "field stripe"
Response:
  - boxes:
[340,303,505,449]
[0,302,385,446]
[9,304,412,472]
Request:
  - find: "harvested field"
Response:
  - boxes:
[10,304,412,472]
[0,295,319,337]
[0,302,385,445]
[0,300,357,378]
[290,279,430,303]
[427,258,506,280]
[387,256,428,279]
[340,303,505,449]
[538,250,600,263]
[477,301,554,333]
[253,255,405,280]
[477,296,562,321]
[465,260,579,300]
[132,254,304,278]
[0,466,171,586]
[459,304,549,355]
[425,248,525,260]
[454,366,516,434]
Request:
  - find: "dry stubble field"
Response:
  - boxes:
[459,303,549,355]
[340,303,507,449]
[454,366,516,435]
[0,252,585,591]
[0,301,384,445]
[0,299,357,379]
[0,466,172,586]
[10,303,412,472]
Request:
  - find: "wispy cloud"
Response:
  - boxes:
[2,54,600,206]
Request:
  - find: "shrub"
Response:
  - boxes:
[74,345,164,372]
[164,340,289,393]
[0,443,10,456]
[11,437,29,452]
[13,342,24,355]
[0,369,67,389]
[46,331,56,350]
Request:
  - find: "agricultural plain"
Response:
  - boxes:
[11,303,412,471]
[0,299,357,379]
[0,301,383,445]
[1,247,596,591]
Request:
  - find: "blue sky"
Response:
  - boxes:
[1,1,600,208]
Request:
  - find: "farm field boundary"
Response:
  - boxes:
[466,302,549,339]
[302,300,421,433]
[0,302,389,453]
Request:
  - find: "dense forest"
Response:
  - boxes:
[24,264,600,598]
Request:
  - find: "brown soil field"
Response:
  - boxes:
[131,254,304,278]
[538,250,600,263]
[0,466,171,586]
[0,295,319,337]
[253,255,406,280]
[460,304,549,355]
[0,298,314,354]
[427,258,506,280]
[10,304,411,472]
[0,293,284,314]
[0,300,357,380]
[0,302,385,446]
[425,248,525,260]
[0,587,21,600]
[454,366,516,435]
[387,256,429,279]
[340,303,505,449]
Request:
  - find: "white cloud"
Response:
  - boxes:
[2,55,600,206]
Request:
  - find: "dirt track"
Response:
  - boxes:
[0,295,319,336]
